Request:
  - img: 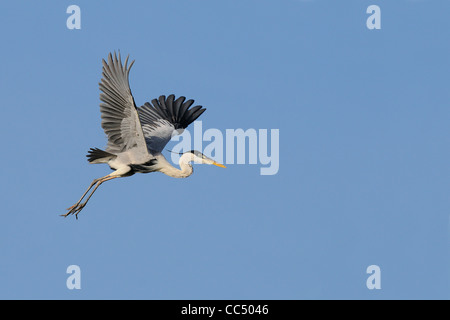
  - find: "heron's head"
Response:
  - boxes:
[186,150,226,168]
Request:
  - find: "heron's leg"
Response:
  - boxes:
[66,177,103,211]
[71,175,118,219]
[62,166,131,219]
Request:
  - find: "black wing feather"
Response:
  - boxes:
[138,94,206,131]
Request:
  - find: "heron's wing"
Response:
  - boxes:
[137,95,206,153]
[99,52,148,159]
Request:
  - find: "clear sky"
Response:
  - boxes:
[0,0,448,299]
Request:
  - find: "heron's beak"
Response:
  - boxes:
[212,161,226,168]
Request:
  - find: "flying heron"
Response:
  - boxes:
[63,52,225,219]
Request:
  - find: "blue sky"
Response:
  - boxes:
[0,0,448,299]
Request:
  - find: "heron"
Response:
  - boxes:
[63,52,225,219]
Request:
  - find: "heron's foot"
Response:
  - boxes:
[61,203,86,219]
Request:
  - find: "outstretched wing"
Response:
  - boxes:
[137,94,206,154]
[99,52,148,160]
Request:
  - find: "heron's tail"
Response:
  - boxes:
[86,148,116,164]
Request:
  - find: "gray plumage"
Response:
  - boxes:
[99,52,147,156]
[92,52,205,162]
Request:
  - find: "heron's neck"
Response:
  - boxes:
[160,153,193,178]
